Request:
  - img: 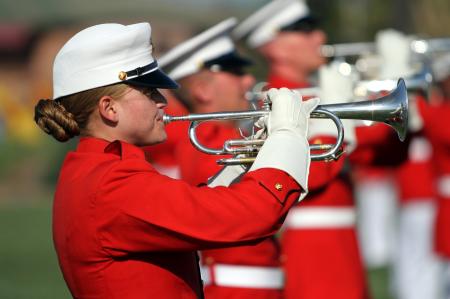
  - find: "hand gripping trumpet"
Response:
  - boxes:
[163,79,409,165]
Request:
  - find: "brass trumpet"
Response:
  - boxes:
[163,79,408,165]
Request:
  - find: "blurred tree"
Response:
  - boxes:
[309,0,449,43]
[413,0,450,37]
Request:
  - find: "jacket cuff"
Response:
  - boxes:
[249,131,310,199]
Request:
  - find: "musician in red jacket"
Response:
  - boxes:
[159,18,286,298]
[234,1,370,298]
[419,53,450,297]
[392,96,442,299]
[362,30,444,299]
[33,21,320,299]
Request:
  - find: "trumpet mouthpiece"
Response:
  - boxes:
[162,114,172,125]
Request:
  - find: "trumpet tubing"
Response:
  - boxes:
[163,79,409,165]
[247,66,430,103]
[321,37,450,57]
[411,38,450,54]
[354,66,433,99]
[321,42,374,58]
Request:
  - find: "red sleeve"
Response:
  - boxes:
[97,162,302,255]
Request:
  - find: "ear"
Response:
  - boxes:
[191,78,215,105]
[98,96,119,123]
[270,42,288,61]
[263,37,288,61]
[259,40,278,60]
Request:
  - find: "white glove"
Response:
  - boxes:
[308,61,358,152]
[318,60,356,102]
[376,29,414,78]
[250,88,320,199]
[207,164,248,187]
[266,88,318,138]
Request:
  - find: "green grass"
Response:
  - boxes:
[367,267,395,299]
[0,201,71,299]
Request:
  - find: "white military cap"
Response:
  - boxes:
[52,22,178,100]
[159,18,251,81]
[232,0,315,48]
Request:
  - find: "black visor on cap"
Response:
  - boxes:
[203,52,252,76]
[125,63,179,89]
[204,52,252,70]
[280,15,320,33]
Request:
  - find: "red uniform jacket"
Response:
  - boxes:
[176,122,283,299]
[349,87,409,193]
[419,99,450,257]
[268,75,369,299]
[351,123,408,167]
[53,137,303,299]
[395,132,435,204]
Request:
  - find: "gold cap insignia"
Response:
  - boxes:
[118,71,127,81]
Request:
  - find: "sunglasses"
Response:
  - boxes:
[280,19,320,34]
[131,86,167,104]
[208,64,247,76]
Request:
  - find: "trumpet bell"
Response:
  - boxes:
[316,78,408,141]
[381,79,409,141]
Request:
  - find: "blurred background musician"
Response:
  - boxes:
[159,18,285,299]
[377,30,444,299]
[419,52,450,299]
[234,1,370,298]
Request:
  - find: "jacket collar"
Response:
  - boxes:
[76,137,146,160]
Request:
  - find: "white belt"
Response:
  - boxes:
[200,264,284,289]
[285,207,356,228]
[437,175,450,198]
[408,137,432,162]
